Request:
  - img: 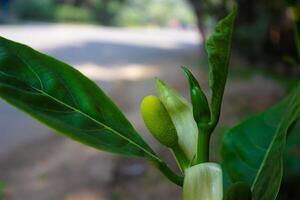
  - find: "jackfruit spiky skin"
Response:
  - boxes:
[141,95,178,148]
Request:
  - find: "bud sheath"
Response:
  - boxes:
[183,163,223,200]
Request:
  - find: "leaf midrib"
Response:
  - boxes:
[0,59,161,162]
[36,87,162,162]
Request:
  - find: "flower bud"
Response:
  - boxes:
[183,163,223,200]
[182,66,211,124]
[141,95,178,148]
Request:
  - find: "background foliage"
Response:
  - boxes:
[5,0,299,68]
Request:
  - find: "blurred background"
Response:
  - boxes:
[0,0,299,199]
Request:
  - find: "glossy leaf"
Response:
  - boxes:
[222,101,286,185]
[0,37,186,187]
[0,36,158,160]
[206,7,237,128]
[156,78,198,160]
[222,84,300,200]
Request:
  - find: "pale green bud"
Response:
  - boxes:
[183,163,223,200]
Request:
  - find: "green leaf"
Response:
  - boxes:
[251,84,300,200]
[181,66,210,125]
[206,7,237,129]
[0,37,185,187]
[284,123,300,175]
[0,36,158,160]
[224,182,252,200]
[222,101,286,185]
[222,84,300,200]
[156,78,198,160]
[0,36,185,187]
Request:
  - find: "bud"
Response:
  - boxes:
[141,95,178,148]
[183,163,223,200]
[182,66,211,124]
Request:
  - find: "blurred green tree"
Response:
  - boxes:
[115,0,195,27]
[186,0,300,70]
[90,0,126,25]
[11,0,56,21]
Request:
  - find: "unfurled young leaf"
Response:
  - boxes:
[206,6,237,130]
[222,83,300,200]
[156,78,198,161]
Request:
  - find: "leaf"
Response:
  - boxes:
[284,123,300,175]
[206,7,237,128]
[224,182,252,200]
[222,101,286,185]
[251,84,300,200]
[0,36,158,161]
[222,84,300,200]
[155,78,198,160]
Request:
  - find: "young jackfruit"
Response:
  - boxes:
[141,95,178,148]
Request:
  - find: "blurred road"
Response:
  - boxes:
[0,24,201,157]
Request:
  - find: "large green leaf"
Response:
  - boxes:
[0,36,158,160]
[251,84,300,200]
[222,101,286,185]
[206,7,237,128]
[222,84,300,200]
[224,182,252,200]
